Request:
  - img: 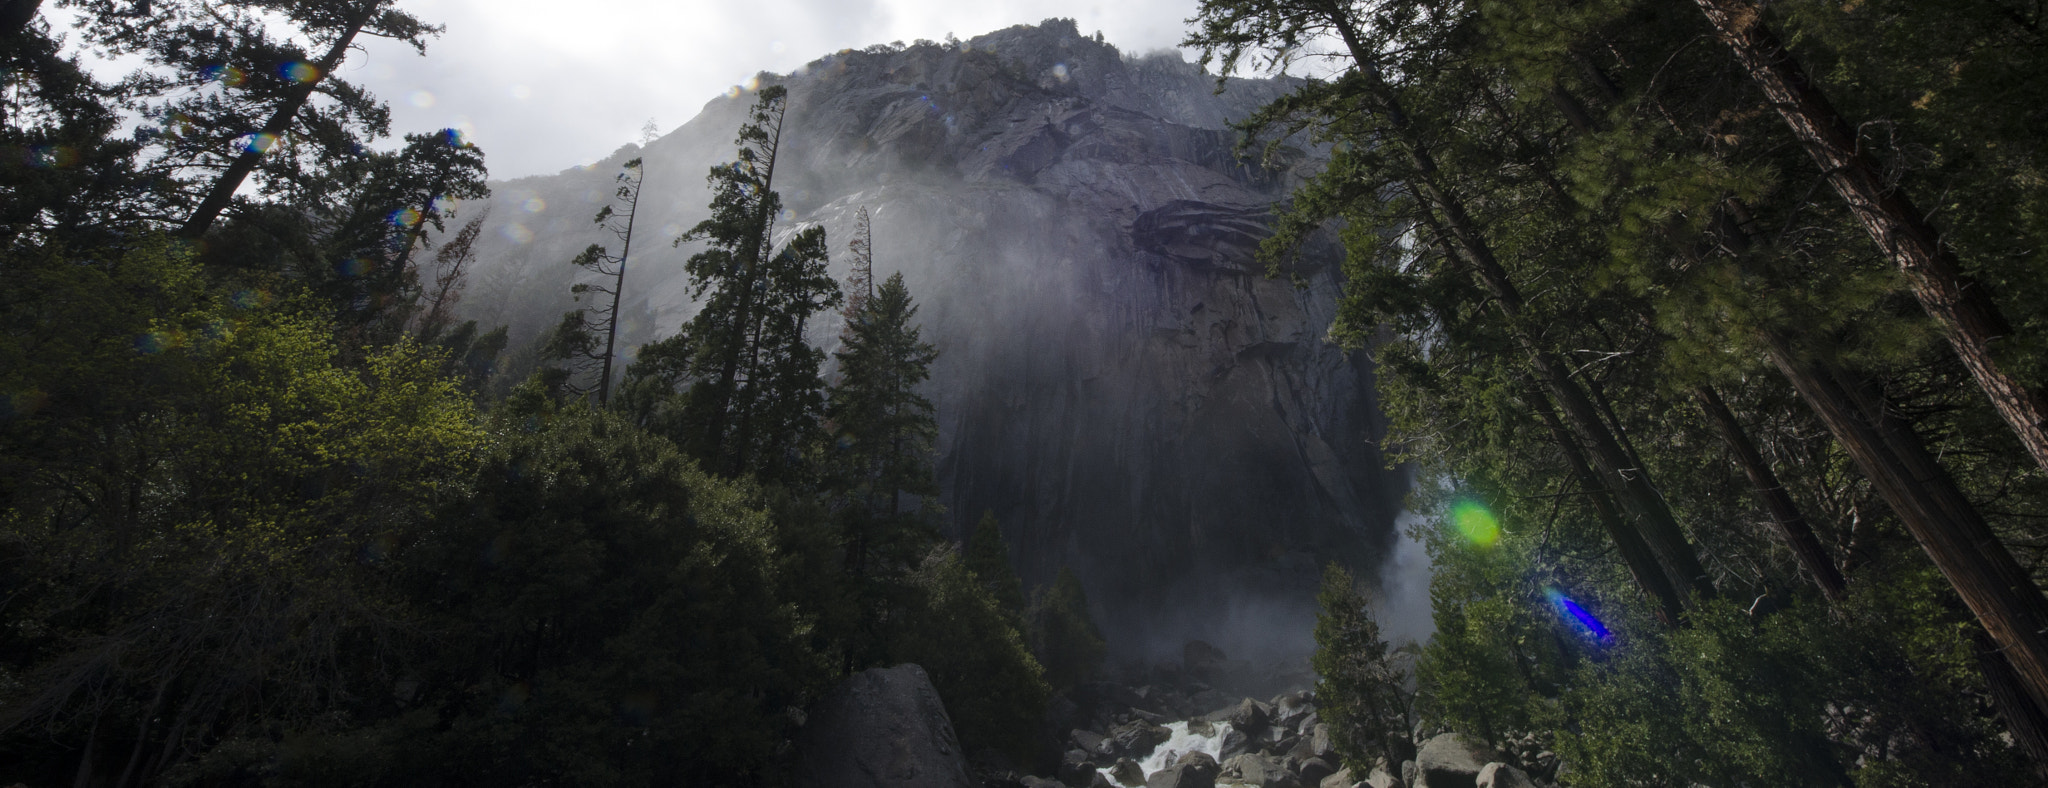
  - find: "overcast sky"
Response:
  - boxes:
[325,0,1208,180]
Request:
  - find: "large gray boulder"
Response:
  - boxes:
[1413,734,1494,788]
[1219,752,1297,787]
[794,664,972,788]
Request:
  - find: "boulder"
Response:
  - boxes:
[1219,728,1252,760]
[1075,729,1114,757]
[1309,724,1334,758]
[1208,698,1271,732]
[793,664,973,788]
[1400,760,1417,788]
[1319,767,1355,788]
[1365,762,1405,788]
[1023,778,1067,788]
[1271,691,1315,728]
[1220,753,1296,787]
[1148,752,1221,788]
[1298,757,1337,786]
[1110,758,1148,787]
[1062,749,1101,785]
[1413,734,1493,788]
[1112,720,1174,758]
[1474,763,1534,788]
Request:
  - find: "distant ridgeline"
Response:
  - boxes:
[461,17,1406,658]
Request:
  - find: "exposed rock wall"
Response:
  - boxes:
[455,18,1404,658]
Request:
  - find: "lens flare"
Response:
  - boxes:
[521,197,546,213]
[202,65,248,86]
[725,85,742,99]
[501,223,534,244]
[408,90,436,108]
[241,132,278,154]
[1449,499,1500,546]
[336,257,374,278]
[1545,588,1611,640]
[1051,63,1071,83]
[279,61,320,83]
[438,127,467,147]
[388,207,422,229]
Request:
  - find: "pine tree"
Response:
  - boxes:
[666,84,840,480]
[965,511,1028,630]
[828,271,940,578]
[565,156,645,404]
[1313,563,1415,773]
[1027,567,1106,691]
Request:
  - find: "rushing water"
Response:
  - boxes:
[1098,719,1236,783]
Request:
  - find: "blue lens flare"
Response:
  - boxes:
[1545,587,1611,640]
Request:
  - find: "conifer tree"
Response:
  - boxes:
[828,271,940,578]
[965,511,1028,630]
[668,84,840,480]
[565,156,644,405]
[1313,563,1415,772]
[1027,567,1106,691]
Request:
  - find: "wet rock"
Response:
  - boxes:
[1414,734,1493,788]
[1062,749,1101,785]
[1218,728,1252,760]
[1111,720,1173,758]
[793,664,972,788]
[1298,757,1337,786]
[1110,758,1147,787]
[1075,729,1114,757]
[1148,752,1220,788]
[1474,763,1533,788]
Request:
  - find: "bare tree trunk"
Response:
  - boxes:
[1693,0,2048,475]
[597,172,641,406]
[1693,384,1847,599]
[180,2,375,237]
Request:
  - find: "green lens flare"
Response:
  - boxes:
[1451,499,1500,546]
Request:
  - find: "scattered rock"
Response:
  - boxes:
[1209,698,1271,732]
[1220,752,1294,786]
[1309,724,1333,758]
[1062,749,1101,785]
[1218,728,1252,760]
[1319,766,1355,788]
[1111,720,1174,758]
[1110,758,1147,787]
[1148,751,1221,788]
[1022,777,1067,788]
[1400,760,1417,788]
[792,664,973,788]
[1298,757,1337,786]
[1075,729,1113,757]
[1414,733,1494,788]
[1474,763,1534,788]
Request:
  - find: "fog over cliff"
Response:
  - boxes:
[452,18,1412,661]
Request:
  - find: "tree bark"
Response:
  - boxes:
[1757,328,2048,715]
[1531,386,1686,625]
[1692,0,2048,475]
[1693,384,1847,600]
[179,2,375,237]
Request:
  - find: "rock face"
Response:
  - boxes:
[793,664,973,788]
[458,18,1405,655]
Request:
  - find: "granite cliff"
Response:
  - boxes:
[455,19,1405,659]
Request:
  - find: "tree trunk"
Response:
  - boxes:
[707,93,786,475]
[1758,328,2048,715]
[1693,384,1847,600]
[1326,11,1714,606]
[597,169,640,406]
[1693,0,2048,475]
[1971,625,2048,768]
[1530,385,1686,625]
[180,2,375,237]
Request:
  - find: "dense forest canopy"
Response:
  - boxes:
[5,0,2048,786]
